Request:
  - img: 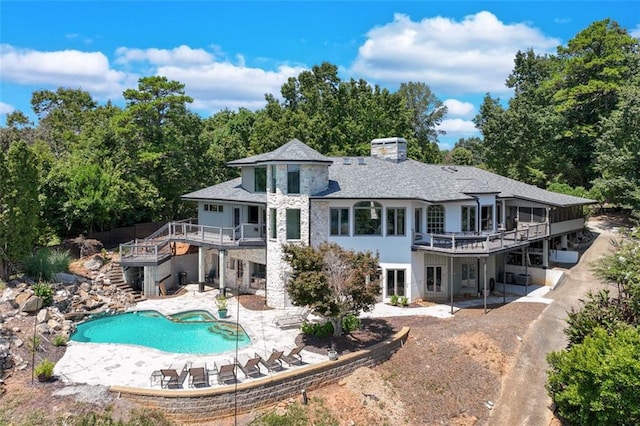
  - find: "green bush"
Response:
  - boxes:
[35,358,55,378]
[32,283,53,307]
[342,314,361,333]
[52,335,67,346]
[301,321,334,338]
[547,326,640,425]
[390,294,399,306]
[22,248,71,282]
[399,296,409,306]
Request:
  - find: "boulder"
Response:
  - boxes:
[83,256,104,271]
[47,318,61,331]
[36,309,49,324]
[1,288,15,302]
[15,292,32,306]
[53,272,79,285]
[21,296,43,313]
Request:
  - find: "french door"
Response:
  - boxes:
[461,261,477,292]
[425,266,443,294]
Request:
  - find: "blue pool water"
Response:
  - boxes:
[71,310,251,354]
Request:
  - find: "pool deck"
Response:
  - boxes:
[54,283,550,389]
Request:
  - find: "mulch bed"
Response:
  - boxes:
[238,294,399,356]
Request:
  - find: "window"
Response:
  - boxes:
[386,269,406,297]
[414,208,423,234]
[426,205,445,233]
[330,208,349,236]
[270,165,276,193]
[204,204,224,212]
[269,208,277,239]
[481,205,493,231]
[426,266,443,293]
[386,208,406,236]
[248,206,259,224]
[254,167,266,192]
[287,164,300,194]
[461,206,476,232]
[354,201,382,235]
[286,209,301,240]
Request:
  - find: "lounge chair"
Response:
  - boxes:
[257,350,284,372]
[160,362,191,389]
[189,365,209,388]
[235,355,262,378]
[274,306,311,329]
[214,361,237,385]
[279,345,305,366]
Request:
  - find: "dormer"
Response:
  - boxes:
[227,139,333,195]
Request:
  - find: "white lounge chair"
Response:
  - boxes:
[274,306,311,329]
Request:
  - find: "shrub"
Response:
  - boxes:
[35,358,55,378]
[301,321,334,338]
[32,283,53,307]
[22,248,71,282]
[27,334,41,354]
[399,296,409,306]
[547,326,640,425]
[390,294,399,306]
[52,334,67,346]
[342,314,361,333]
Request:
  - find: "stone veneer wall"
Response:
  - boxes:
[309,201,329,247]
[110,326,409,424]
[265,164,329,308]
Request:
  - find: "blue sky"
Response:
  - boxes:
[1,1,638,149]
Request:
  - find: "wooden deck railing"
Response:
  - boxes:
[120,221,266,264]
[413,222,548,254]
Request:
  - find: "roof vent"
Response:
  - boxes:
[442,166,458,173]
[343,157,351,165]
[357,157,366,165]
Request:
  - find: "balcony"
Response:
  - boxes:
[120,221,266,266]
[413,223,548,255]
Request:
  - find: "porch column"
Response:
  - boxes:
[542,239,549,269]
[483,258,488,314]
[502,253,506,305]
[450,257,454,315]
[524,247,529,296]
[218,250,227,291]
[560,234,568,250]
[198,247,205,283]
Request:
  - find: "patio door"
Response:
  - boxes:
[461,261,477,292]
[233,207,241,228]
[425,266,443,294]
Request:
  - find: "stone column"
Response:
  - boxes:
[218,250,226,291]
[198,246,205,283]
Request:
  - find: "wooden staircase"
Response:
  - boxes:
[108,261,146,302]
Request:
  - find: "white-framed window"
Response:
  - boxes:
[254,167,267,192]
[354,201,382,235]
[414,208,423,234]
[286,209,301,240]
[386,269,406,297]
[270,165,277,193]
[426,205,444,233]
[287,164,300,194]
[269,208,277,240]
[481,205,493,231]
[330,208,349,236]
[204,204,224,212]
[386,208,406,236]
[426,266,443,293]
[461,206,476,232]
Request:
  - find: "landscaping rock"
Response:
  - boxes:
[53,273,79,285]
[36,309,49,324]
[21,296,43,313]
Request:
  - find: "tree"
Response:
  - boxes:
[546,326,640,425]
[283,242,381,337]
[0,141,41,278]
[397,82,447,163]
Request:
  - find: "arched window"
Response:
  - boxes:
[354,201,382,235]
[426,205,445,234]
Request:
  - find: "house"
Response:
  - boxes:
[119,137,594,308]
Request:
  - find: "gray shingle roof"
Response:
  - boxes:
[182,140,594,208]
[227,139,333,166]
[312,157,594,206]
[182,178,266,204]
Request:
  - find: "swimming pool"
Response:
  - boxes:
[70,310,251,354]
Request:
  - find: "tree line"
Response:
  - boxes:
[0,19,638,273]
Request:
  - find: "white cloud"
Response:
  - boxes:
[115,45,214,66]
[443,99,474,117]
[351,11,560,95]
[631,24,640,39]
[158,63,305,113]
[0,102,15,115]
[437,118,478,137]
[0,44,131,100]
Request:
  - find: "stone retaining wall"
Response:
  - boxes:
[110,326,410,423]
